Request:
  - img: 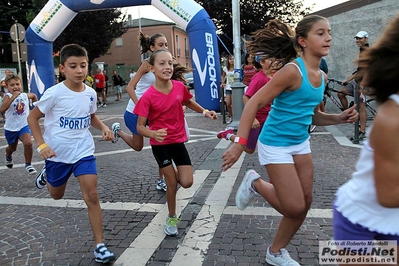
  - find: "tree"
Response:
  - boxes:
[194,0,313,56]
[0,1,126,65]
[53,9,127,65]
[0,0,34,63]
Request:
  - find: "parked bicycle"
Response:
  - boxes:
[309,78,377,133]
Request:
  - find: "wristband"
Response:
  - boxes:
[37,143,48,153]
[202,109,209,116]
[234,137,247,146]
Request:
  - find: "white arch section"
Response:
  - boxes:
[26,0,221,110]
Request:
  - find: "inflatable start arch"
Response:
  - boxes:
[26,0,221,111]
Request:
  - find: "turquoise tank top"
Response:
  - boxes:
[259,57,324,146]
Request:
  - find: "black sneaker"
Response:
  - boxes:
[5,154,12,169]
[35,166,47,189]
[359,131,367,141]
[94,244,115,263]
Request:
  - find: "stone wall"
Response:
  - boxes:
[316,0,398,81]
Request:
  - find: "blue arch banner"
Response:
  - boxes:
[26,0,221,111]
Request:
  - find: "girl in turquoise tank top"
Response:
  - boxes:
[221,15,359,265]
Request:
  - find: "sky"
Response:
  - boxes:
[121,0,349,22]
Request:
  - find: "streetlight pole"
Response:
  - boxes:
[230,0,245,130]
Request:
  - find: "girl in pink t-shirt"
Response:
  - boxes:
[134,50,217,237]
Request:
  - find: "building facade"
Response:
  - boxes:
[314,0,398,81]
[93,16,191,81]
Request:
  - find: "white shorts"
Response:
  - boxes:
[257,137,311,165]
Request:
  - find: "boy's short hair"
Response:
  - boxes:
[4,73,21,85]
[60,44,88,65]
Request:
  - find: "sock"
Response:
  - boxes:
[226,133,233,140]
[25,163,31,167]
[269,247,282,256]
[251,180,257,192]
[96,243,104,248]
[6,155,12,160]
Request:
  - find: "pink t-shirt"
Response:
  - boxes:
[134,80,192,145]
[244,71,271,124]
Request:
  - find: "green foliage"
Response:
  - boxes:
[194,0,313,55]
[53,9,127,64]
[0,0,34,63]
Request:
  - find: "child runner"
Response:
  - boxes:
[221,16,358,265]
[333,14,399,264]
[28,44,116,264]
[0,73,38,174]
[217,56,274,154]
[134,49,217,236]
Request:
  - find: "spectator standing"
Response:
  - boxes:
[134,49,217,236]
[1,69,11,81]
[221,16,358,265]
[333,15,399,262]
[338,31,369,140]
[1,80,7,122]
[112,70,123,101]
[103,69,109,96]
[94,68,107,107]
[0,74,38,174]
[27,44,115,264]
[242,53,259,88]
[84,74,94,88]
[220,54,235,123]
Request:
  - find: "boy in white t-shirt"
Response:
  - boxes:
[27,44,116,264]
[0,74,38,174]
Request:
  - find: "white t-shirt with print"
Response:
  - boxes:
[223,66,235,91]
[4,92,29,131]
[34,82,97,163]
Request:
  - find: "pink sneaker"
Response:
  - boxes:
[217,127,234,140]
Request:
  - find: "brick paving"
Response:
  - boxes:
[0,92,365,266]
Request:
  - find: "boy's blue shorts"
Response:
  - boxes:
[4,125,31,145]
[45,155,97,187]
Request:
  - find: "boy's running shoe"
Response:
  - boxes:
[156,179,167,192]
[111,123,120,143]
[35,166,47,189]
[94,244,115,264]
[25,165,37,175]
[5,154,12,169]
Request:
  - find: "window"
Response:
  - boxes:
[184,38,189,58]
[115,37,123,47]
[176,35,180,57]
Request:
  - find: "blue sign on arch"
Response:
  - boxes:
[26,0,221,111]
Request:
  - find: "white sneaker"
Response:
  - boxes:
[156,179,167,192]
[164,216,179,236]
[235,170,260,210]
[111,123,120,143]
[94,244,115,263]
[266,246,300,266]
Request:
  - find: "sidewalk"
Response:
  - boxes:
[0,92,362,265]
